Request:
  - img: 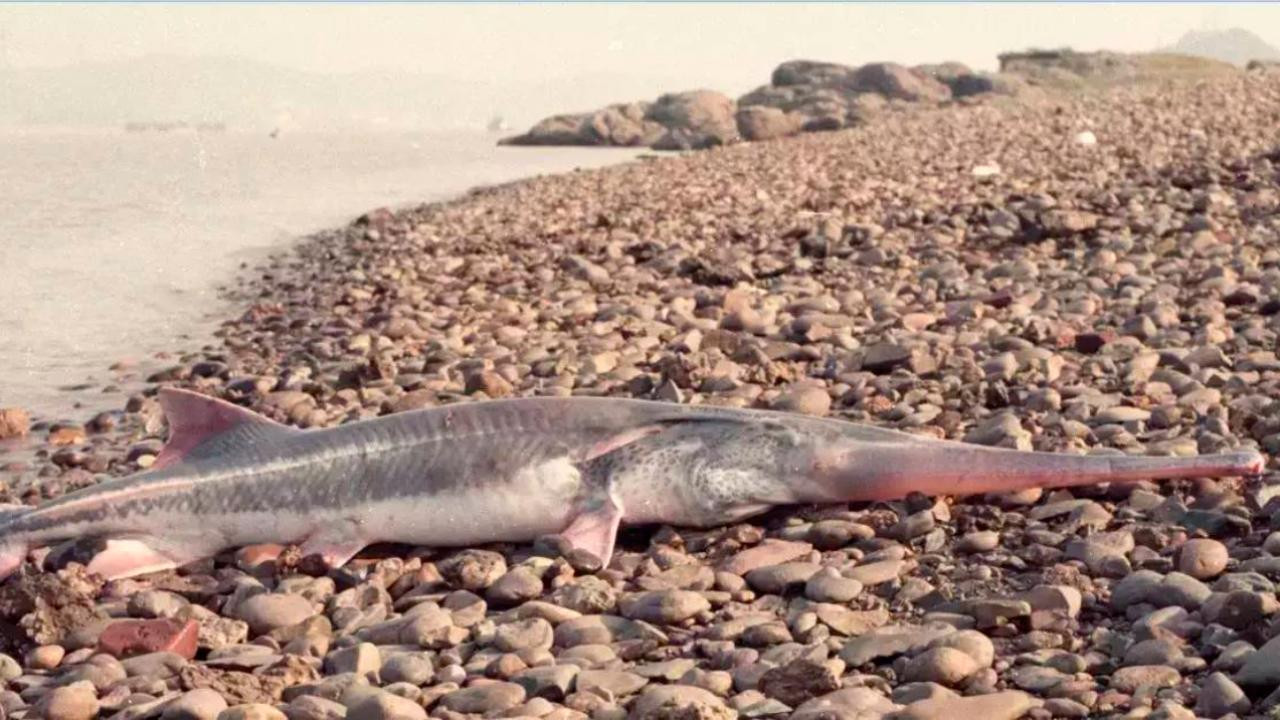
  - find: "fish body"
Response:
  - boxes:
[0,389,1266,580]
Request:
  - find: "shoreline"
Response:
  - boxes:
[1,73,1280,719]
[0,133,643,425]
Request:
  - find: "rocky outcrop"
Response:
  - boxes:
[739,60,947,132]
[590,103,667,146]
[997,48,1240,90]
[502,90,734,150]
[915,62,1031,99]
[505,57,1016,149]
[997,48,1137,88]
[850,62,951,102]
[500,102,664,147]
[734,106,803,141]
[771,60,855,88]
[646,90,738,150]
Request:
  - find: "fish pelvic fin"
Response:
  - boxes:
[561,491,625,566]
[153,388,301,470]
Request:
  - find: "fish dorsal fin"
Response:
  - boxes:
[153,388,299,470]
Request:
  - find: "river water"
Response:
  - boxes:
[0,128,638,419]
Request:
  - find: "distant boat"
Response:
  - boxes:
[487,115,510,133]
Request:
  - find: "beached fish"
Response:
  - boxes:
[0,388,1266,580]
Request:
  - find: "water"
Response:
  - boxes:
[0,129,639,420]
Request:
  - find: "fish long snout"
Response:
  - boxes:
[804,438,1266,503]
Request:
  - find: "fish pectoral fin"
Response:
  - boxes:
[581,425,668,463]
[561,495,625,566]
[81,537,189,581]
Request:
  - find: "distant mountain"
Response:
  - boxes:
[0,53,696,131]
[1163,28,1280,67]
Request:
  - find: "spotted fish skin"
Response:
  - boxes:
[0,389,1266,581]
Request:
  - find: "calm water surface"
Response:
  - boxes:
[0,129,638,419]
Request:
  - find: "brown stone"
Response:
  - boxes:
[98,618,199,659]
[758,659,840,706]
[718,540,814,575]
[0,408,31,439]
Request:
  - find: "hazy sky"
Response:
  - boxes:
[5,3,1280,94]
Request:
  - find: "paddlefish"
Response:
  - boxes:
[0,389,1266,580]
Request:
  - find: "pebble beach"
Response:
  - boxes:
[2,69,1280,720]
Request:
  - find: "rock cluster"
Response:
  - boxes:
[500,89,738,151]
[1,71,1280,719]
[505,57,1023,149]
[502,48,1237,150]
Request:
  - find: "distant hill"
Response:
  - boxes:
[0,54,694,131]
[1163,28,1280,67]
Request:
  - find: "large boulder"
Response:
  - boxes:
[735,106,802,141]
[916,62,992,97]
[644,89,738,148]
[500,113,594,146]
[585,103,665,146]
[916,62,1032,98]
[771,60,857,88]
[738,81,886,133]
[742,59,955,134]
[849,62,951,102]
[502,102,664,147]
[738,84,803,110]
[503,90,734,150]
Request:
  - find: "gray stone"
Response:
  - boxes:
[161,689,229,720]
[379,654,432,686]
[234,593,317,637]
[1196,672,1250,717]
[438,683,526,714]
[346,690,426,720]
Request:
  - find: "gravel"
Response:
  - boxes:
[2,68,1280,720]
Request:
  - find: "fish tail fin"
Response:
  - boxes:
[0,503,33,580]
